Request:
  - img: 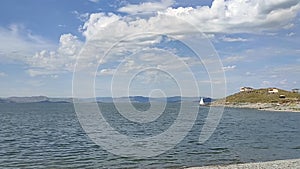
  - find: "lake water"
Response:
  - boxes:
[0,102,299,168]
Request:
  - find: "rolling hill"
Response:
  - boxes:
[224,88,300,103]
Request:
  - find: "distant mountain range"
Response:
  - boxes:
[0,96,72,103]
[0,96,213,103]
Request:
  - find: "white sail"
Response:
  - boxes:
[199,97,205,105]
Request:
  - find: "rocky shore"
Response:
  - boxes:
[186,159,300,169]
[211,101,300,112]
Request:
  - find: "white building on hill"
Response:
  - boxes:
[240,87,254,92]
[268,88,279,94]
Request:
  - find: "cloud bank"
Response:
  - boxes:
[7,0,300,76]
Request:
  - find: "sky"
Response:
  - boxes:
[0,0,299,98]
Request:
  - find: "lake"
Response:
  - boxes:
[0,102,299,168]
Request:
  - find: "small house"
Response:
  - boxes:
[292,88,299,93]
[268,88,279,94]
[240,87,254,92]
[279,95,286,99]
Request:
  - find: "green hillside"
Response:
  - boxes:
[226,88,300,103]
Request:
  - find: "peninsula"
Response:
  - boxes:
[212,87,300,112]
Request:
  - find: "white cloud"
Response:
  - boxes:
[266,32,278,36]
[27,69,62,77]
[21,0,300,77]
[205,34,216,39]
[0,72,7,77]
[287,32,296,36]
[222,65,236,71]
[72,11,90,22]
[51,75,59,79]
[58,24,66,28]
[132,69,174,85]
[88,0,100,3]
[161,0,300,33]
[283,23,294,29]
[245,72,255,76]
[253,64,300,89]
[269,64,300,74]
[114,47,193,74]
[82,13,122,40]
[74,0,300,78]
[223,55,246,63]
[26,33,83,75]
[81,0,300,42]
[220,36,249,42]
[0,24,54,62]
[118,0,174,15]
[98,69,116,75]
[262,80,272,87]
[279,79,288,85]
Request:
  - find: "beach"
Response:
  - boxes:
[186,159,300,169]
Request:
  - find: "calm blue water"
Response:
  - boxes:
[0,102,299,168]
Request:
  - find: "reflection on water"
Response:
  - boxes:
[0,103,299,168]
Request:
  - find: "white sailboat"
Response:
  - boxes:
[199,97,206,106]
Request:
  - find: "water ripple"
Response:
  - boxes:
[0,103,299,168]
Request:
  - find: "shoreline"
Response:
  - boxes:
[211,101,300,112]
[186,159,300,169]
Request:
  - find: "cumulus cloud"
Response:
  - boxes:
[26,33,83,75]
[24,0,300,76]
[118,0,175,15]
[81,0,300,42]
[162,0,300,33]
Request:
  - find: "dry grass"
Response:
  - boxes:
[225,88,300,103]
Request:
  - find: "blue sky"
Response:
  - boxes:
[0,0,299,98]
